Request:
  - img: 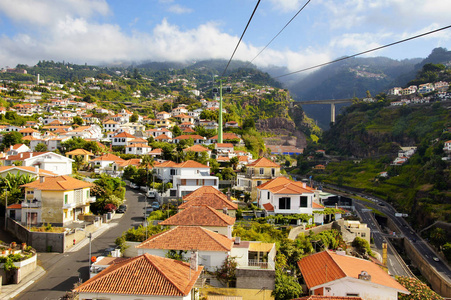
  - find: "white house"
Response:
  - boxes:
[111,131,136,147]
[171,160,219,198]
[2,152,74,175]
[257,176,317,215]
[136,226,232,272]
[125,143,152,155]
[75,253,203,300]
[298,250,409,300]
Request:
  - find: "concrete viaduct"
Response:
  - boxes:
[295,98,354,123]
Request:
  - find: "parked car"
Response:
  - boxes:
[433,257,440,262]
[116,204,127,213]
[129,183,138,189]
[144,207,154,218]
[146,189,157,199]
[151,201,160,210]
[103,246,120,257]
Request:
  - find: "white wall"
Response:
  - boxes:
[316,277,400,300]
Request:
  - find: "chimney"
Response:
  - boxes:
[190,251,198,271]
[40,176,45,183]
[234,237,241,245]
[303,182,306,188]
[9,145,12,151]
[358,271,371,281]
[30,153,33,158]
[35,166,39,174]
[20,153,23,158]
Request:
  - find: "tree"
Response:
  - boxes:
[214,256,237,287]
[72,116,84,125]
[0,173,35,205]
[140,155,155,187]
[230,156,239,170]
[273,269,302,300]
[34,143,48,152]
[130,113,139,123]
[171,125,182,137]
[1,132,23,151]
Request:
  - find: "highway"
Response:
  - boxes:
[325,184,451,281]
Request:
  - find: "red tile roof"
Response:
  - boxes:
[136,226,233,252]
[183,145,210,153]
[263,203,274,211]
[160,205,235,227]
[113,131,136,138]
[257,177,315,194]
[175,160,209,169]
[2,152,48,161]
[21,175,93,191]
[7,204,22,209]
[174,134,204,140]
[181,186,238,210]
[90,153,124,162]
[0,166,57,177]
[298,251,408,293]
[74,253,203,296]
[248,157,280,168]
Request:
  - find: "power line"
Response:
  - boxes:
[222,0,261,77]
[247,0,311,67]
[276,24,451,79]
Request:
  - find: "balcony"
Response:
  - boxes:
[21,199,42,208]
[87,196,96,203]
[63,202,76,209]
[244,259,275,270]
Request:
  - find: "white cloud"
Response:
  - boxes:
[0,0,110,26]
[268,0,306,12]
[167,4,193,14]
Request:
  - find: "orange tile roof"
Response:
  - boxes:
[7,204,22,209]
[175,160,209,169]
[257,177,315,194]
[90,153,124,162]
[149,148,163,155]
[183,145,210,152]
[157,160,178,168]
[19,127,39,133]
[0,166,57,177]
[297,251,408,293]
[313,202,325,209]
[66,149,94,156]
[2,152,47,161]
[183,127,196,133]
[216,143,234,148]
[248,157,280,168]
[263,203,274,211]
[136,226,233,252]
[11,143,26,150]
[210,132,240,140]
[21,135,39,141]
[113,131,136,138]
[21,175,93,191]
[74,253,203,296]
[216,156,230,162]
[174,134,204,140]
[155,134,171,140]
[181,186,238,210]
[117,158,142,167]
[160,205,235,227]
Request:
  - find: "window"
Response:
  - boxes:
[259,168,264,175]
[267,191,270,199]
[129,148,132,151]
[170,169,176,175]
[361,233,366,237]
[346,294,359,297]
[257,181,262,186]
[64,195,68,204]
[279,197,291,210]
[271,168,275,176]
[300,196,308,208]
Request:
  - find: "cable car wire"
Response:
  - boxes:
[222,0,261,77]
[275,24,451,79]
[247,0,311,67]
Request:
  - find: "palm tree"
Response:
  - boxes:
[0,172,35,205]
[139,155,155,188]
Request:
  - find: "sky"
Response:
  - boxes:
[0,0,450,74]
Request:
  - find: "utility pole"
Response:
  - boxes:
[218,80,223,143]
[88,233,92,271]
[4,188,7,230]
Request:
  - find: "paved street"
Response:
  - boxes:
[16,187,147,300]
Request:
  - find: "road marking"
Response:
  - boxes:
[8,279,35,299]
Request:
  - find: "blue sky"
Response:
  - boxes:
[0,0,449,74]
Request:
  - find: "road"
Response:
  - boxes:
[354,201,412,277]
[16,187,147,300]
[325,184,451,281]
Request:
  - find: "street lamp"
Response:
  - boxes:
[4,188,7,230]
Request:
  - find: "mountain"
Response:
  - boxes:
[283,48,451,129]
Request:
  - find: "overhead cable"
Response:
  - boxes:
[247,0,312,67]
[222,0,261,77]
[276,24,451,78]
